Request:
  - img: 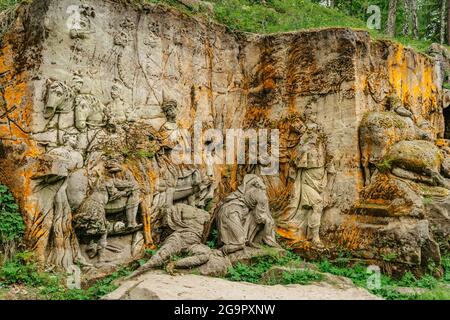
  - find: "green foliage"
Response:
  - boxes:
[206,229,218,249]
[376,158,393,172]
[226,249,305,284]
[142,0,446,53]
[212,0,367,33]
[0,0,20,11]
[316,255,450,300]
[422,195,433,205]
[0,251,133,300]
[381,252,398,262]
[135,149,156,159]
[0,184,24,248]
[0,252,54,286]
[273,269,324,285]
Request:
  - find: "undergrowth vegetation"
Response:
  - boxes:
[0,251,133,300]
[0,184,24,262]
[226,249,450,300]
[226,249,324,286]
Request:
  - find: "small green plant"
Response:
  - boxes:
[422,196,433,206]
[273,269,324,285]
[381,252,398,262]
[0,252,56,287]
[0,0,22,12]
[135,149,156,159]
[0,184,25,260]
[376,158,393,172]
[206,229,218,249]
[226,249,305,284]
[0,251,134,300]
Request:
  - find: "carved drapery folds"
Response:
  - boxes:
[1,0,449,277]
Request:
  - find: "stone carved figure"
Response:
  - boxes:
[217,174,280,254]
[69,5,96,39]
[73,176,109,261]
[359,98,433,186]
[43,75,107,140]
[73,155,142,262]
[72,75,107,132]
[103,156,141,229]
[32,130,85,269]
[43,78,76,137]
[151,97,212,209]
[128,204,212,278]
[384,140,450,189]
[106,82,129,125]
[285,107,335,248]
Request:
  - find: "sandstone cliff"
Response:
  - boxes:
[0,0,448,276]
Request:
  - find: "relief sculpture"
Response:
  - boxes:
[284,107,336,248]
[1,0,449,284]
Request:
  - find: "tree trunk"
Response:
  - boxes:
[402,0,411,36]
[410,0,419,39]
[447,0,450,44]
[441,0,447,44]
[387,0,398,37]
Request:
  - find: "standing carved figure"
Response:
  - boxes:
[217,174,280,254]
[106,82,128,125]
[31,130,85,269]
[285,107,335,248]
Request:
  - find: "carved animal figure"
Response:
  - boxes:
[74,94,107,131]
[43,80,75,129]
[385,140,450,189]
[359,111,429,186]
[43,79,107,135]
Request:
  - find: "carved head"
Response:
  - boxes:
[74,96,89,131]
[72,74,84,93]
[62,130,79,149]
[104,155,124,173]
[43,79,70,119]
[110,83,122,100]
[162,99,178,122]
[239,174,266,194]
[303,106,317,123]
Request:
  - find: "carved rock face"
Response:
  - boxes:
[0,0,448,275]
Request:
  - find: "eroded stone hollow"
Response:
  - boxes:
[0,0,449,276]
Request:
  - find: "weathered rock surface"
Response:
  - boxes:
[0,0,448,276]
[104,270,381,300]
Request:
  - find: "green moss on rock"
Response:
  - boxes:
[385,140,443,173]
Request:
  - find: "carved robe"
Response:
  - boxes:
[217,175,278,251]
[285,124,334,240]
[32,145,84,269]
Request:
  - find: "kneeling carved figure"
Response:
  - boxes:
[217,174,280,254]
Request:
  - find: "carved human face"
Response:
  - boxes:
[251,177,265,190]
[105,158,123,173]
[111,84,121,100]
[304,108,316,122]
[73,78,84,93]
[163,103,177,121]
[63,133,78,149]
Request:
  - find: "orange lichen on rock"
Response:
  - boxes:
[0,30,42,255]
[387,44,439,122]
[335,216,373,251]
